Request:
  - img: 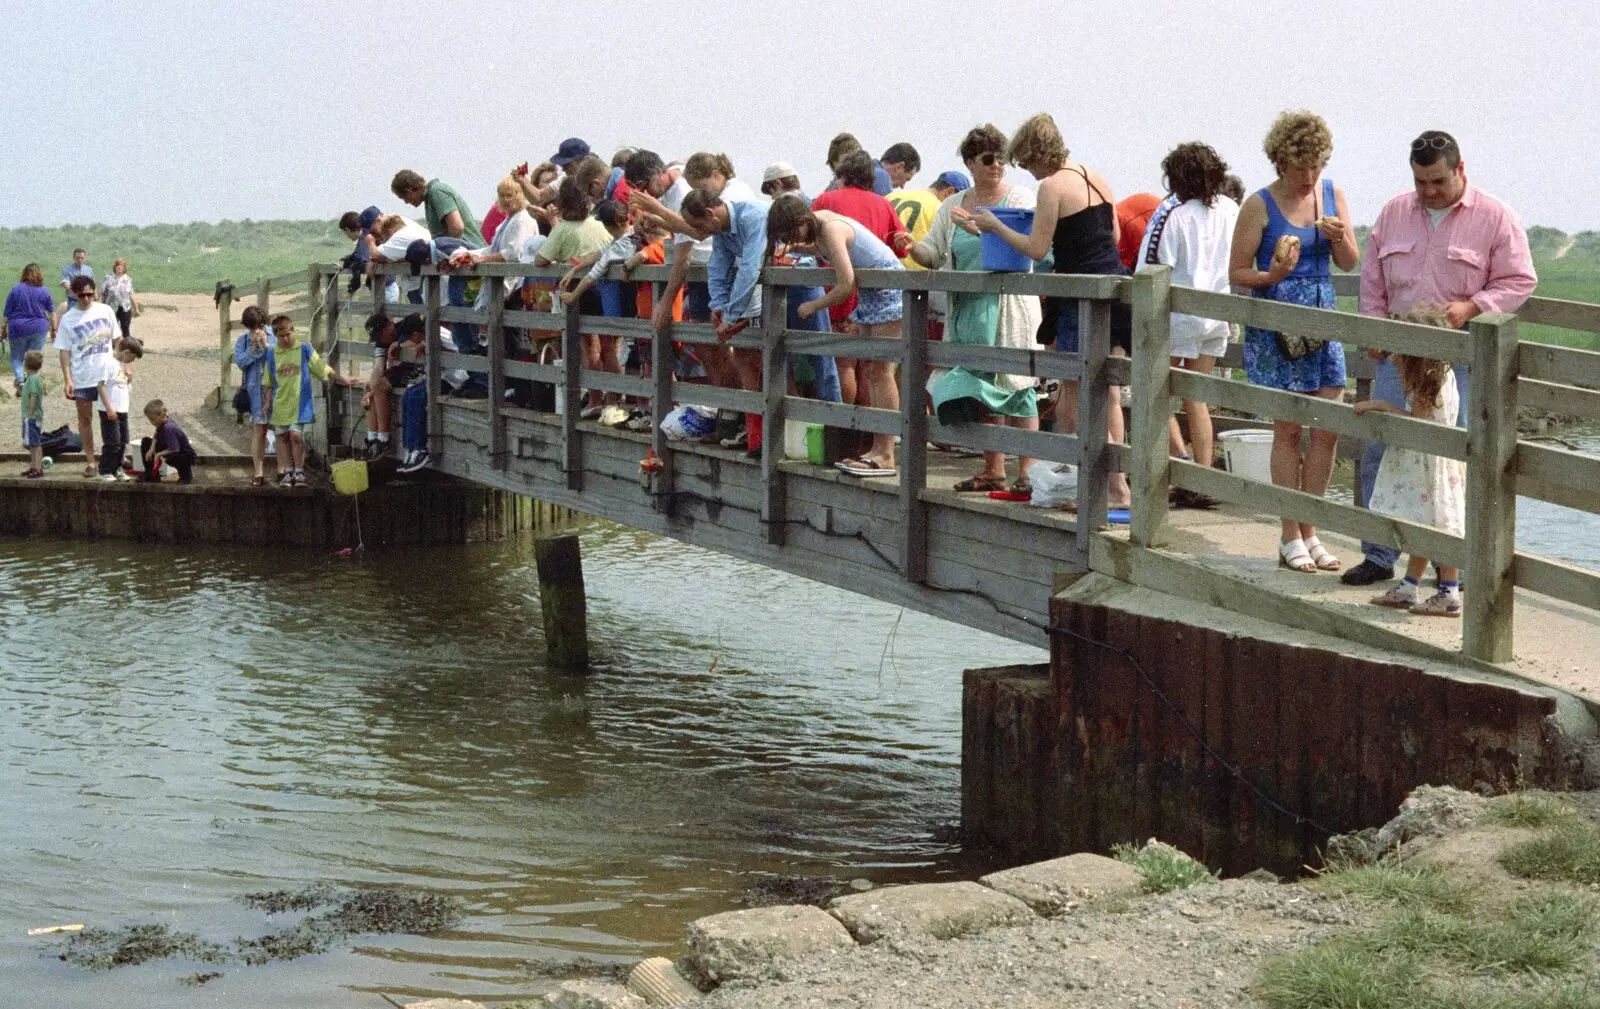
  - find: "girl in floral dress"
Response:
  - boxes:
[1354,306,1466,617]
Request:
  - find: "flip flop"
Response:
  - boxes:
[835,457,895,478]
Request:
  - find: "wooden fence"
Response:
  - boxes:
[226,258,1600,665]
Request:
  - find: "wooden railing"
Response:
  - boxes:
[288,258,1599,666]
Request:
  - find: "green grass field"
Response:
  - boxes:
[1,218,1595,348]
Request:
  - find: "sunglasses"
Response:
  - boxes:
[975,152,1002,166]
[1411,135,1455,151]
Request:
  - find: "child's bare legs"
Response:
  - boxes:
[1177,354,1217,467]
[582,334,602,408]
[288,431,307,472]
[861,322,899,466]
[836,356,858,408]
[274,429,293,478]
[1405,555,1429,583]
[29,443,42,472]
[74,395,96,468]
[600,336,622,406]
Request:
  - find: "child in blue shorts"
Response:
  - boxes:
[19,349,45,477]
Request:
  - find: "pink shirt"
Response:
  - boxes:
[1359,185,1536,320]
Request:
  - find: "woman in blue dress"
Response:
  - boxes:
[1229,110,1360,574]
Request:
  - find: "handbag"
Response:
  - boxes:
[1273,183,1330,362]
[232,384,252,414]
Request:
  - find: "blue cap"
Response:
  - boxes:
[551,137,590,167]
[357,205,381,231]
[934,170,971,192]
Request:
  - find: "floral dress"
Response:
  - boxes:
[1368,370,1465,535]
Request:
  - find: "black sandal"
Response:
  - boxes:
[953,473,1006,492]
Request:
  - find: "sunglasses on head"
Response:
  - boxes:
[1411,135,1455,151]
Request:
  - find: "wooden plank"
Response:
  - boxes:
[673,382,764,414]
[1518,295,1600,335]
[1170,370,1470,461]
[782,331,903,363]
[577,315,657,339]
[1516,470,1600,515]
[1129,265,1173,548]
[1170,459,1467,567]
[1518,343,1600,393]
[927,421,1080,465]
[425,276,443,456]
[900,289,930,582]
[1513,552,1600,609]
[784,396,902,436]
[503,359,561,382]
[1075,301,1112,566]
[1170,288,1473,363]
[1517,377,1600,419]
[577,370,653,398]
[761,285,788,545]
[1517,441,1600,498]
[561,302,582,491]
[1463,314,1519,663]
[925,342,1084,381]
[439,304,485,326]
[437,350,488,374]
[486,286,507,470]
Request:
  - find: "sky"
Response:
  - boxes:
[2,0,1597,232]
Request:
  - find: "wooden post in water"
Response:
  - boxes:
[760,282,788,545]
[535,534,589,670]
[217,280,233,408]
[1463,312,1519,663]
[1129,266,1173,548]
[425,273,443,457]
[899,288,930,582]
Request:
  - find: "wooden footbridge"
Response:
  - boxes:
[217,257,1600,871]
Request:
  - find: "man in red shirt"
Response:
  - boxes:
[810,150,912,410]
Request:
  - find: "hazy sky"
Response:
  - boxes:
[3,0,1596,231]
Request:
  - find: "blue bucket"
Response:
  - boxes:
[980,207,1035,272]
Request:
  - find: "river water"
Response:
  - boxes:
[0,525,1045,1006]
[4,432,1597,1007]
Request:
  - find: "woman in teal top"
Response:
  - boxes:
[1229,110,1360,574]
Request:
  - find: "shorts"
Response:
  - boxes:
[21,417,41,447]
[273,422,308,436]
[684,282,712,322]
[1053,299,1133,356]
[849,287,903,327]
[73,386,99,402]
[1171,329,1229,363]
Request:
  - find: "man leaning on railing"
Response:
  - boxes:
[1343,130,1538,587]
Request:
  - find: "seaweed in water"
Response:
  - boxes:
[179,971,224,986]
[58,924,232,970]
[523,955,632,982]
[316,888,463,935]
[239,883,339,914]
[742,874,848,908]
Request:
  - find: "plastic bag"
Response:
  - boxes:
[1026,459,1077,509]
[660,405,716,441]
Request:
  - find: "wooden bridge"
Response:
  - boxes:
[213,256,1600,871]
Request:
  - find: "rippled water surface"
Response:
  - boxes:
[0,525,1044,1006]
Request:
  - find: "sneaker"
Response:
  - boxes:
[719,429,748,450]
[398,450,431,474]
[625,413,653,433]
[1369,585,1416,609]
[96,473,118,482]
[113,470,131,482]
[399,449,418,468]
[1340,559,1395,587]
[1413,591,1462,618]
[598,404,629,427]
[291,472,307,487]
[280,472,295,487]
[22,468,43,479]
[579,404,603,421]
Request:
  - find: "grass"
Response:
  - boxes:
[1312,860,1473,913]
[1368,894,1598,974]
[1484,793,1580,829]
[1255,940,1444,1009]
[1501,821,1600,884]
[1110,841,1217,894]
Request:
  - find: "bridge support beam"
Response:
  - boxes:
[536,533,590,670]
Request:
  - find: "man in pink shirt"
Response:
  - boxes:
[1343,130,1537,585]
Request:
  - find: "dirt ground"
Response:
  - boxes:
[1,293,261,464]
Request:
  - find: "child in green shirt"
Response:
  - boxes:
[19,349,45,477]
[267,314,353,486]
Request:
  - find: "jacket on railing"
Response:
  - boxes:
[707,199,768,322]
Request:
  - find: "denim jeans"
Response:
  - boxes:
[9,331,46,384]
[447,277,478,354]
[98,411,128,475]
[787,284,841,404]
[401,382,428,453]
[1359,359,1471,567]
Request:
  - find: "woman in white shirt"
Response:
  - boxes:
[99,258,139,338]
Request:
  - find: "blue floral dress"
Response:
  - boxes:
[1242,179,1347,393]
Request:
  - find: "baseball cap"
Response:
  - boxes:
[356,205,381,232]
[593,199,625,230]
[934,170,971,192]
[551,137,591,167]
[762,161,799,184]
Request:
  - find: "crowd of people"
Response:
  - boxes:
[4,249,142,395]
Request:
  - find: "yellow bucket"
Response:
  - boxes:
[331,459,369,495]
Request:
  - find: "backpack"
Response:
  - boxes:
[40,424,82,459]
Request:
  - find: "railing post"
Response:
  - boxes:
[424,273,443,458]
[310,266,337,455]
[760,281,788,545]
[899,288,930,582]
[486,276,507,470]
[256,276,270,319]
[649,280,676,512]
[1073,299,1112,567]
[217,280,233,410]
[561,296,582,491]
[1463,312,1519,663]
[1130,265,1173,548]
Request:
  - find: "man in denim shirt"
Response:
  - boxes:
[682,187,768,454]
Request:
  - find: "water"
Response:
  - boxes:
[0,527,1045,1006]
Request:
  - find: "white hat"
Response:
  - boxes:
[762,161,799,184]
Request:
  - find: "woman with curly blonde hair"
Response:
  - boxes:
[1228,109,1360,574]
[971,111,1132,511]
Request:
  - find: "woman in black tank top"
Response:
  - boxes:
[968,112,1132,510]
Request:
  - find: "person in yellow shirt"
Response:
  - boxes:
[889,170,969,340]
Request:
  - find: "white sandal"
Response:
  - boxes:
[1304,536,1342,572]
[1278,538,1316,573]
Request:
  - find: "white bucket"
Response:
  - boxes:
[1218,429,1274,483]
[783,420,810,460]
